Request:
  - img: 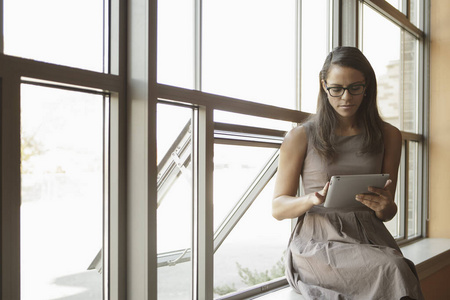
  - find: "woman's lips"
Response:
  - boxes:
[339,104,354,108]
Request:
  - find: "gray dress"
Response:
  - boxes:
[285,124,424,300]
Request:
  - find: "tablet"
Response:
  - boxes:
[324,174,390,208]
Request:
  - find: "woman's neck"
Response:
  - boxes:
[336,119,360,136]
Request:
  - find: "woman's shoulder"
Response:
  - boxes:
[282,123,310,150]
[285,124,308,142]
[382,122,402,140]
[279,124,310,163]
[381,122,402,149]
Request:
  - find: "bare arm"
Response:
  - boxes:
[356,123,402,221]
[272,126,329,220]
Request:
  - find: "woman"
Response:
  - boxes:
[273,47,424,299]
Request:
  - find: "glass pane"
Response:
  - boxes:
[4,0,105,72]
[157,0,195,89]
[214,145,278,232]
[203,0,296,108]
[300,0,330,113]
[409,0,421,28]
[213,177,291,298]
[401,31,419,133]
[362,5,419,133]
[386,0,401,11]
[157,103,193,300]
[408,141,419,237]
[21,85,104,300]
[362,5,401,129]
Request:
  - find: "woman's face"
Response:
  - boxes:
[321,65,365,121]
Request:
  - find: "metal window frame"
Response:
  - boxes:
[155,120,285,265]
[356,0,427,246]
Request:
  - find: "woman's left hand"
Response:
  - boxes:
[355,179,397,221]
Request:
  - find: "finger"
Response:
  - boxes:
[367,179,393,196]
[316,182,330,197]
[322,181,330,195]
[355,194,382,211]
[367,186,387,197]
[355,193,378,203]
[315,191,326,201]
[313,191,326,205]
[383,179,393,189]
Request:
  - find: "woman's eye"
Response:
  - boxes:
[331,88,342,92]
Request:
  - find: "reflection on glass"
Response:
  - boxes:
[213,178,291,298]
[157,0,195,89]
[157,103,193,300]
[362,4,418,133]
[20,85,104,300]
[4,0,105,72]
[202,0,296,108]
[301,0,330,113]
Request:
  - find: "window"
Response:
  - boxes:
[4,0,106,72]
[202,0,296,108]
[0,0,428,299]
[157,102,194,300]
[155,1,331,298]
[360,0,424,242]
[212,127,290,298]
[20,84,106,300]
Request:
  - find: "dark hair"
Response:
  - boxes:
[307,46,384,160]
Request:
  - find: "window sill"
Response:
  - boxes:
[401,238,450,280]
[253,238,450,300]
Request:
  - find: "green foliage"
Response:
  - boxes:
[213,254,285,296]
[213,283,237,296]
[237,254,285,286]
[236,262,272,286]
[21,131,43,174]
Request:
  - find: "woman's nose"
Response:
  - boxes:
[341,89,353,99]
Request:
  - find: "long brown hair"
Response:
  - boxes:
[307,46,384,161]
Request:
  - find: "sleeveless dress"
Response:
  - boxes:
[285,124,424,300]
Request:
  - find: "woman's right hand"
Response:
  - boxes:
[311,182,330,206]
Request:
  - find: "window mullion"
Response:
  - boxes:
[0,74,21,300]
[296,0,301,110]
[192,106,214,300]
[403,140,410,239]
[341,0,359,47]
[195,0,202,91]
[126,0,158,298]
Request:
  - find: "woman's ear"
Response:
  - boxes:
[321,80,328,93]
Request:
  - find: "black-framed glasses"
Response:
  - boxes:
[325,82,366,97]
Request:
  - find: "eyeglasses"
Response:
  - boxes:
[325,82,366,97]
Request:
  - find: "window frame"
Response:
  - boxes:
[355,0,427,244]
[0,0,127,299]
